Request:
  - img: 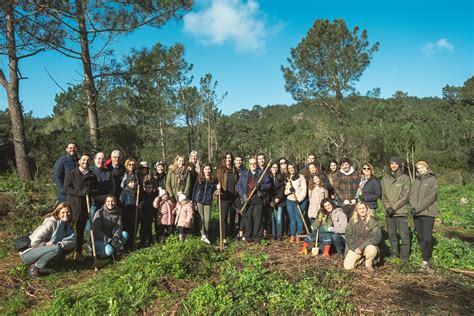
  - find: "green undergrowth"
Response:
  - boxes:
[437,182,474,229]
[183,250,353,315]
[41,237,219,315]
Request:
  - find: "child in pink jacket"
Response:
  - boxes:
[153,189,176,244]
[174,193,194,241]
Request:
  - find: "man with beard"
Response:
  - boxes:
[333,158,359,218]
[53,142,79,203]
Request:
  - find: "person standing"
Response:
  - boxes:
[64,153,98,259]
[106,150,124,199]
[356,163,381,215]
[217,152,239,243]
[333,158,359,218]
[152,161,167,191]
[409,160,439,272]
[325,160,339,200]
[269,162,286,241]
[53,142,79,203]
[192,163,217,244]
[284,162,307,242]
[166,155,192,202]
[236,157,271,243]
[91,152,116,209]
[257,153,272,238]
[234,155,247,240]
[381,157,411,263]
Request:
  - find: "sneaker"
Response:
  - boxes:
[241,236,246,241]
[420,261,435,273]
[28,264,42,278]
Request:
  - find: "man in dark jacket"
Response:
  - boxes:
[106,150,124,199]
[64,153,98,259]
[257,153,272,238]
[236,157,271,243]
[234,155,247,239]
[381,157,411,262]
[53,142,79,203]
[92,152,116,209]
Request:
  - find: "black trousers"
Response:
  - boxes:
[262,205,272,234]
[386,215,410,261]
[414,215,435,262]
[220,199,236,239]
[75,208,88,253]
[245,204,263,242]
[234,198,246,232]
[140,218,153,246]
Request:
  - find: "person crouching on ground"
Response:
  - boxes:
[344,202,381,272]
[92,195,128,258]
[174,193,194,241]
[20,203,76,278]
[153,189,176,244]
[300,198,347,256]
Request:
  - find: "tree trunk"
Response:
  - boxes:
[207,118,212,162]
[0,1,31,181]
[159,118,166,160]
[76,0,99,149]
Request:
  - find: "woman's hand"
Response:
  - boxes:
[355,248,362,254]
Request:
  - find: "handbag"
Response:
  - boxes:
[14,235,31,251]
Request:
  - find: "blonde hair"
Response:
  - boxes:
[360,162,375,178]
[352,201,372,223]
[170,155,185,172]
[45,202,72,222]
[124,158,137,174]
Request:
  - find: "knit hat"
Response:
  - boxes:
[178,193,187,203]
[416,160,429,169]
[139,161,149,168]
[389,157,402,166]
[125,174,138,185]
[159,188,167,198]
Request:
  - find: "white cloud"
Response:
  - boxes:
[183,0,267,53]
[421,38,454,56]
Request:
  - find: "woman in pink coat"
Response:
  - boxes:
[174,193,194,241]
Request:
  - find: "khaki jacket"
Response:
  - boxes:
[409,171,439,217]
[381,170,411,216]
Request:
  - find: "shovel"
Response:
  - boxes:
[311,228,320,256]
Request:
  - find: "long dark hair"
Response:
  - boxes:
[325,160,339,174]
[287,162,300,181]
[198,163,213,182]
[219,151,234,169]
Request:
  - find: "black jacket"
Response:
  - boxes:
[361,177,382,210]
[64,168,98,221]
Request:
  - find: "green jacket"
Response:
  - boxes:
[165,167,191,201]
[381,170,411,216]
[344,216,381,260]
[409,171,439,217]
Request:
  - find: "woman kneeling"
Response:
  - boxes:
[20,203,76,278]
[93,195,128,257]
[344,202,381,272]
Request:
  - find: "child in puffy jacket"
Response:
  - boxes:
[174,193,194,241]
[153,189,176,243]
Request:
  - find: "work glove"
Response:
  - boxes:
[410,208,417,216]
[111,236,120,249]
[386,207,395,217]
[289,187,296,193]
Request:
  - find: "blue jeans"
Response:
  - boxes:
[287,200,304,236]
[20,245,62,269]
[271,206,283,238]
[94,231,129,258]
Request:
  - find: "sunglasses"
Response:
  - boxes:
[363,167,371,170]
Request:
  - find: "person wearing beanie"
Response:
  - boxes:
[409,160,439,272]
[381,157,411,263]
[119,174,139,251]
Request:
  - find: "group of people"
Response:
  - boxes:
[19,142,439,278]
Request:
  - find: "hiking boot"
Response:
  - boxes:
[289,236,296,243]
[420,261,434,273]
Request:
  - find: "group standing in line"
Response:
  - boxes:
[19,142,439,277]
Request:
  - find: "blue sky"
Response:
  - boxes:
[1,0,472,117]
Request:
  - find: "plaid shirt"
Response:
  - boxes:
[333,170,359,204]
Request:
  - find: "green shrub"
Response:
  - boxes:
[184,253,352,314]
[42,237,219,315]
[438,183,474,229]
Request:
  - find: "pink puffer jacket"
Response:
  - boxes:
[174,200,194,228]
[153,197,176,226]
